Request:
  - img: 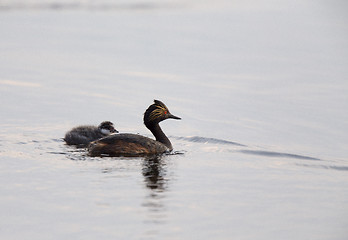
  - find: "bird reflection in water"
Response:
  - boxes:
[142,155,168,191]
[142,155,169,225]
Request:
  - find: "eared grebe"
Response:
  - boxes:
[64,121,118,147]
[88,100,181,157]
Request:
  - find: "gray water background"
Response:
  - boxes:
[0,1,347,239]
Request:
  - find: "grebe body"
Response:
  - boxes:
[88,100,180,157]
[64,121,118,147]
[88,133,168,157]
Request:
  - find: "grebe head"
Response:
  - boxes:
[144,100,181,127]
[98,121,118,135]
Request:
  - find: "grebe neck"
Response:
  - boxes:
[147,123,173,151]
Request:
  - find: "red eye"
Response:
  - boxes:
[164,111,167,114]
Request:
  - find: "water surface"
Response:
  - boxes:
[0,1,347,239]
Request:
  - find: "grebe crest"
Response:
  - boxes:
[88,100,181,157]
[144,100,181,126]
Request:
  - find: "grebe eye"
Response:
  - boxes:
[164,111,167,114]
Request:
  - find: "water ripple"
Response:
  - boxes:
[297,164,348,171]
[174,136,246,146]
[239,150,321,161]
[0,1,182,11]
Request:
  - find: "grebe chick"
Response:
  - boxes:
[88,100,181,157]
[64,121,118,147]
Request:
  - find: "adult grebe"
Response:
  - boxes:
[64,121,118,147]
[88,100,181,157]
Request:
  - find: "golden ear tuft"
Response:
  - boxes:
[148,108,164,121]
